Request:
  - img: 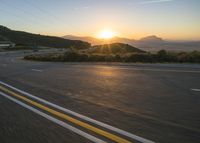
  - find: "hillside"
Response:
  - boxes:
[0,35,7,41]
[91,43,145,54]
[63,35,97,43]
[0,25,91,49]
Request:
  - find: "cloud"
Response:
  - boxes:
[140,0,174,4]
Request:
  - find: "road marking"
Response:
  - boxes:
[0,85,132,143]
[0,92,106,143]
[31,69,43,72]
[191,88,200,92]
[0,80,154,143]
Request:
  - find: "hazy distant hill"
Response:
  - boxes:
[0,25,91,49]
[1,25,198,51]
[134,36,200,52]
[63,35,200,52]
[63,35,100,45]
[91,43,145,54]
[63,35,135,45]
[137,35,164,43]
[63,35,165,45]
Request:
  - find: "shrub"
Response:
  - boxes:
[24,50,200,63]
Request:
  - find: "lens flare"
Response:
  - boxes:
[98,29,116,39]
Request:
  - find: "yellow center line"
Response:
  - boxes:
[0,85,132,143]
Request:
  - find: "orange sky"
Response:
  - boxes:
[1,0,200,40]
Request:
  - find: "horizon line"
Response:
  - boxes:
[1,25,200,41]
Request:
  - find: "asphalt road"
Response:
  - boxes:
[0,51,200,143]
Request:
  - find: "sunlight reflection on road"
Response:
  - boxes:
[93,66,120,77]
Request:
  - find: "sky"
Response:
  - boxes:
[0,0,200,40]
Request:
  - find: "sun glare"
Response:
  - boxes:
[98,29,116,39]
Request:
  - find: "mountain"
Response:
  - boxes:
[63,35,135,45]
[108,37,135,45]
[91,43,145,54]
[137,35,164,43]
[0,25,91,49]
[63,35,99,45]
[135,36,200,52]
[1,25,198,52]
[133,35,165,51]
[63,35,200,52]
[63,35,164,46]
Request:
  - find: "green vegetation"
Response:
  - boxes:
[91,43,145,54]
[24,50,200,63]
[0,25,90,49]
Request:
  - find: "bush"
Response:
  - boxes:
[63,51,88,62]
[88,55,105,62]
[24,50,200,63]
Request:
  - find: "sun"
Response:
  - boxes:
[97,29,116,39]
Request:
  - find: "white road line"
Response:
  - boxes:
[191,89,200,92]
[31,69,43,72]
[0,80,155,143]
[0,92,106,143]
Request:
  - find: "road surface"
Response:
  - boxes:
[0,51,200,143]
